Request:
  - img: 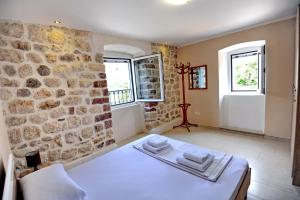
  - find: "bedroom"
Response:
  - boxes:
[0,0,300,199]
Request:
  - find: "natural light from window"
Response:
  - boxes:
[231,51,259,91]
[104,61,134,105]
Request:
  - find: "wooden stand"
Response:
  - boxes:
[173,63,198,132]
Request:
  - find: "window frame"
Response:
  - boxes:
[131,53,165,102]
[103,57,136,106]
[229,46,265,94]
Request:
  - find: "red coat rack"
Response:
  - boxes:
[173,62,198,132]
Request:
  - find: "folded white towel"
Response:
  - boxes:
[147,136,168,148]
[142,142,171,154]
[176,155,214,172]
[183,150,210,164]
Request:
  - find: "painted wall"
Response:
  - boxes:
[221,95,265,134]
[112,103,145,142]
[0,103,11,171]
[178,18,296,139]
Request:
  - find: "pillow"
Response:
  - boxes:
[20,163,87,200]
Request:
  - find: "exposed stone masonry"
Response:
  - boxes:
[0,20,115,169]
[143,44,181,130]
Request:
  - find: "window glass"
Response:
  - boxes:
[104,59,134,106]
[231,51,259,91]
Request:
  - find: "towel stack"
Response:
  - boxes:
[142,136,171,154]
[176,150,215,172]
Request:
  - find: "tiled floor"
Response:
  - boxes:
[117,126,300,200]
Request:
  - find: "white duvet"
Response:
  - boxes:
[67,135,248,200]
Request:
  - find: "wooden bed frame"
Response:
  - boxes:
[2,154,251,200]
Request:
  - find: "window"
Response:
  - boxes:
[104,54,165,106]
[230,47,265,93]
[104,58,134,106]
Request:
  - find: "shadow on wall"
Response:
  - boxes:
[218,40,266,134]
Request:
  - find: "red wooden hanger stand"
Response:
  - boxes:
[173,62,198,132]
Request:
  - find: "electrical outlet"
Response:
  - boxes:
[195,112,200,116]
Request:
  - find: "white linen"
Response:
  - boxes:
[20,164,87,200]
[67,134,249,200]
[183,150,210,163]
[134,136,232,181]
[147,134,168,148]
[142,142,171,154]
[176,155,214,172]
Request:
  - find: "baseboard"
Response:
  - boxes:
[148,118,182,134]
[220,126,264,135]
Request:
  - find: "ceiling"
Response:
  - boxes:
[0,0,299,46]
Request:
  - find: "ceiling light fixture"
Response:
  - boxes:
[164,0,190,5]
[53,20,61,24]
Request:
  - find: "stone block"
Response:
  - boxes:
[50,107,66,118]
[82,115,93,125]
[18,64,33,78]
[33,88,52,99]
[62,148,77,160]
[17,89,31,97]
[45,54,57,63]
[26,52,42,63]
[44,78,61,87]
[0,77,19,87]
[0,22,24,38]
[28,24,47,43]
[29,113,48,124]
[8,99,34,114]
[5,116,27,127]
[64,132,79,144]
[63,96,82,106]
[39,100,60,110]
[37,65,51,76]
[3,65,16,76]
[26,78,42,88]
[47,149,61,162]
[81,127,94,139]
[0,88,13,100]
[23,126,41,140]
[67,116,81,129]
[0,49,23,63]
[11,40,31,51]
[8,128,22,144]
[56,89,66,98]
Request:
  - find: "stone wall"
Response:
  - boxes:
[143,43,181,130]
[0,20,115,169]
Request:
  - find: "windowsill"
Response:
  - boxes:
[225,92,265,96]
[111,102,140,111]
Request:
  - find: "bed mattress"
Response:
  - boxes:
[67,135,248,200]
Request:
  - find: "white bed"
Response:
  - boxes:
[67,135,249,200]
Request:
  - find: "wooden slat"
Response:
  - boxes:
[235,168,251,200]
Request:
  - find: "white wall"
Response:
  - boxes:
[112,103,145,142]
[0,103,11,171]
[221,95,265,134]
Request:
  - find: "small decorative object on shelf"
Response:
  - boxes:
[25,150,41,171]
[173,62,198,132]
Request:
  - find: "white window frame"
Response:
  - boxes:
[104,58,135,106]
[131,53,165,102]
[228,46,265,94]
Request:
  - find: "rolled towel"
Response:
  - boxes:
[147,136,168,148]
[176,155,215,172]
[142,142,171,154]
[183,150,211,164]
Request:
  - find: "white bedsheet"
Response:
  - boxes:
[67,135,248,200]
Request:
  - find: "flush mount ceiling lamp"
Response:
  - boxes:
[164,0,191,5]
[53,20,61,24]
